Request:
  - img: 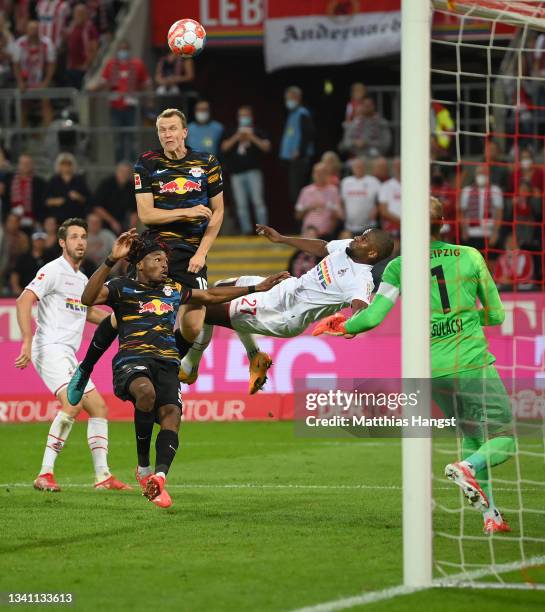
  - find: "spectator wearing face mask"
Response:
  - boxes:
[186,100,224,156]
[90,39,152,162]
[460,164,503,252]
[494,233,535,291]
[221,105,271,234]
[280,85,315,204]
[509,147,544,194]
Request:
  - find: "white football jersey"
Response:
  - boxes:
[26,256,89,352]
[262,239,374,335]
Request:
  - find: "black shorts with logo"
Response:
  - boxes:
[113,357,182,412]
[169,248,208,290]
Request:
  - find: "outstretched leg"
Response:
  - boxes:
[67,314,118,405]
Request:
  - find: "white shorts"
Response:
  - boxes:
[228,276,301,338]
[31,343,95,397]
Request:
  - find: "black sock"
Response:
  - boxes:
[174,329,193,360]
[134,408,155,467]
[80,316,118,374]
[155,429,179,475]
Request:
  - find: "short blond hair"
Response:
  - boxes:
[55,152,78,174]
[156,108,187,128]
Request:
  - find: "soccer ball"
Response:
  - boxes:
[168,19,206,58]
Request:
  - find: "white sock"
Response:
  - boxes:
[138,465,153,476]
[40,411,75,474]
[237,331,260,360]
[156,471,166,481]
[87,417,111,482]
[180,324,214,374]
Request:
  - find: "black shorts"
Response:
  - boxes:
[113,357,183,412]
[169,248,208,290]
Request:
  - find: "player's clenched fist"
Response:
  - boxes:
[186,205,212,221]
[255,271,291,292]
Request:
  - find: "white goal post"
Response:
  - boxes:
[402,0,545,591]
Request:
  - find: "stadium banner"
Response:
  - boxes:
[1,294,544,422]
[263,0,401,72]
[151,0,264,47]
[149,1,515,51]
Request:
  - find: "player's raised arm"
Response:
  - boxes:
[136,192,212,225]
[190,272,290,305]
[256,224,328,259]
[81,229,137,306]
[475,250,505,326]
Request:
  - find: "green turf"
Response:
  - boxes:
[0,422,543,611]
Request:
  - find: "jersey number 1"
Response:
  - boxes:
[431,265,451,314]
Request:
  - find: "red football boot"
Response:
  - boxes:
[445,461,489,511]
[484,510,512,534]
[143,474,172,508]
[135,467,153,492]
[94,475,132,490]
[33,472,60,492]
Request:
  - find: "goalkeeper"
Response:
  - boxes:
[313,197,516,535]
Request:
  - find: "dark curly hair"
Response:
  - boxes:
[127,233,171,265]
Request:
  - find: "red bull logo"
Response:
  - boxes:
[138,299,174,315]
[159,177,202,195]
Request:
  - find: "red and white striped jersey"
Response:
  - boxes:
[36,0,71,49]
[12,35,55,87]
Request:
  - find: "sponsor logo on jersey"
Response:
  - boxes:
[189,167,204,177]
[338,268,348,277]
[37,273,45,281]
[138,299,174,315]
[159,177,202,195]
[317,260,332,289]
[65,297,87,313]
[134,173,142,189]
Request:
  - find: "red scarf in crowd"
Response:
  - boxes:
[466,186,492,227]
[10,173,33,218]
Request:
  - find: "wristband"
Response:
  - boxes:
[104,256,116,268]
[247,285,257,294]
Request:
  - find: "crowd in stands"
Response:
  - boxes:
[0,154,136,294]
[1,4,545,295]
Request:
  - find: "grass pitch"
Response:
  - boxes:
[0,421,543,611]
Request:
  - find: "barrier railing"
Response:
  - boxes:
[0,82,509,184]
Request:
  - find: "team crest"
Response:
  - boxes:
[189,167,204,178]
[163,285,173,296]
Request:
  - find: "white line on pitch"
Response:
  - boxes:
[0,482,403,491]
[291,555,545,612]
[1,482,542,493]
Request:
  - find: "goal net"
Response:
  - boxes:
[428,0,545,589]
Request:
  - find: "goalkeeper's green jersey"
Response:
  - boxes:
[344,240,505,377]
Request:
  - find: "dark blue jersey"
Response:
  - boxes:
[105,276,191,365]
[134,147,223,253]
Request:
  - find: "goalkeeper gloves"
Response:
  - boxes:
[312,313,348,336]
